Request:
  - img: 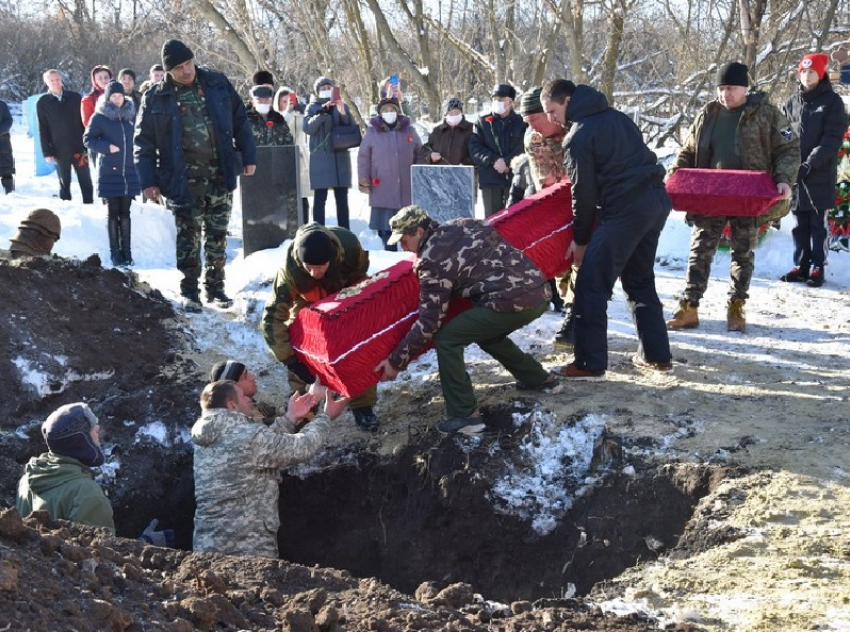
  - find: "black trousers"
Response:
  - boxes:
[312,187,349,229]
[55,156,93,203]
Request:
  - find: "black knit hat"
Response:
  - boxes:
[105,80,124,98]
[118,68,136,80]
[42,403,104,467]
[492,83,517,100]
[253,70,275,87]
[161,39,194,72]
[297,230,335,265]
[716,62,750,87]
[210,360,247,383]
[150,63,164,74]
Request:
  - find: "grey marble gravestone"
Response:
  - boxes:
[238,145,301,256]
[411,165,475,222]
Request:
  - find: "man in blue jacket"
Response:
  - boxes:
[542,79,672,380]
[134,39,257,311]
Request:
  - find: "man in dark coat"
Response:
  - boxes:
[469,83,527,216]
[374,206,560,435]
[542,79,673,380]
[134,39,257,310]
[0,99,14,193]
[781,53,849,287]
[36,69,94,203]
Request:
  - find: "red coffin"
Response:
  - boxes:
[289,181,573,397]
[666,168,783,217]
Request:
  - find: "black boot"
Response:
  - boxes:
[553,308,576,346]
[1,175,13,194]
[119,203,133,266]
[107,210,123,267]
[549,279,564,312]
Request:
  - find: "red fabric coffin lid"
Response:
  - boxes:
[489,180,574,278]
[289,180,574,396]
[666,168,783,217]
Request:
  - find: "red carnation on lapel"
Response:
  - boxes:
[485,116,494,123]
[265,120,274,128]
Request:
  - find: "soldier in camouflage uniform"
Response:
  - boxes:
[666,62,798,333]
[374,206,560,435]
[192,379,348,558]
[134,40,257,311]
[210,360,278,424]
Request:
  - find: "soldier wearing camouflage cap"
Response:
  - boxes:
[374,206,560,435]
[134,39,257,311]
[191,379,349,557]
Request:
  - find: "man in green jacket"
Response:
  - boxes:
[262,222,380,431]
[16,402,114,533]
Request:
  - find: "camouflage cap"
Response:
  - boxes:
[387,205,431,245]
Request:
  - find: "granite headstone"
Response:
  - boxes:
[411,165,475,222]
[238,145,301,256]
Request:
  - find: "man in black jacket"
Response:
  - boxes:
[781,53,849,288]
[134,40,257,310]
[542,79,672,380]
[469,84,527,216]
[36,69,93,203]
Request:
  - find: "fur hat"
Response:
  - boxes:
[210,360,247,383]
[161,39,194,72]
[252,70,275,87]
[716,62,750,87]
[799,53,829,80]
[491,83,517,100]
[377,96,400,113]
[444,97,463,114]
[42,403,104,467]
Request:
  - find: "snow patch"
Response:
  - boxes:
[135,421,170,446]
[489,411,606,535]
[13,356,114,397]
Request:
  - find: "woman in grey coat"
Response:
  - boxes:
[303,76,354,229]
[357,97,426,249]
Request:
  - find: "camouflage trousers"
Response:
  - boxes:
[683,215,759,305]
[168,177,232,294]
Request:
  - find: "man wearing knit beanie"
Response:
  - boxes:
[263,222,382,431]
[780,52,847,288]
[135,39,257,311]
[16,403,115,532]
[667,61,799,333]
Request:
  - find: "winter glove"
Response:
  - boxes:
[140,519,175,547]
[288,359,316,384]
[797,163,811,182]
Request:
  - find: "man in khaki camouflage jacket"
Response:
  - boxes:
[191,380,348,558]
[374,206,560,435]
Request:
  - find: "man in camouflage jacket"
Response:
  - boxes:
[134,39,257,310]
[375,206,559,433]
[262,223,380,431]
[192,380,347,557]
[666,61,799,333]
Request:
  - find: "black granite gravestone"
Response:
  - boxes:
[238,145,301,256]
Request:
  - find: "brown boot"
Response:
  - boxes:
[727,299,746,332]
[666,300,699,330]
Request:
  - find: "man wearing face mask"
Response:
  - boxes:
[357,96,426,249]
[16,402,115,533]
[245,72,293,147]
[426,97,474,166]
[469,83,527,216]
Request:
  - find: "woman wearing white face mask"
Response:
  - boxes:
[357,96,427,249]
[245,76,294,148]
[426,97,474,167]
[304,76,355,229]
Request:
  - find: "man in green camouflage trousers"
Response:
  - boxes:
[374,206,560,435]
[192,380,348,557]
[666,62,798,333]
[134,39,256,310]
